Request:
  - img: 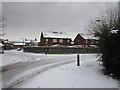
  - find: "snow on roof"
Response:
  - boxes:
[42,31,72,39]
[3,40,8,43]
[32,41,39,43]
[24,41,31,43]
[110,29,118,34]
[13,42,25,45]
[1,40,10,44]
[0,43,4,46]
[25,40,39,44]
[79,34,98,40]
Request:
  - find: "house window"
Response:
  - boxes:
[46,39,48,42]
[91,40,94,44]
[59,39,63,43]
[67,39,70,43]
[78,40,80,42]
[95,40,98,44]
[85,39,88,43]
[53,39,57,42]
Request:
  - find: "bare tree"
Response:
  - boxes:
[88,5,119,37]
[0,15,6,39]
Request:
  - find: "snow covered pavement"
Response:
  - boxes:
[14,55,118,88]
[1,50,118,88]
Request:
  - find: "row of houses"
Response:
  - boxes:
[0,39,13,49]
[38,31,98,47]
[0,31,98,49]
[12,40,39,48]
[0,38,39,49]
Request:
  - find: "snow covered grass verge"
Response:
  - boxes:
[1,50,75,71]
[14,55,118,88]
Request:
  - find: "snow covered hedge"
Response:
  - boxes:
[88,4,120,79]
[101,28,120,78]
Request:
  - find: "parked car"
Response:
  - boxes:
[51,44,64,47]
[17,48,22,51]
[89,45,98,48]
[0,47,4,54]
[72,45,83,48]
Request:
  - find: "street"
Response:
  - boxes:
[1,50,76,88]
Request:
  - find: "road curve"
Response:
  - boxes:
[2,56,75,88]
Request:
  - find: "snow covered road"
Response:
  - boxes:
[1,50,118,88]
[1,50,77,88]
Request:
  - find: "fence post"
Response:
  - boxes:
[77,54,80,66]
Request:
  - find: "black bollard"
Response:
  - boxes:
[77,54,80,66]
[118,80,120,90]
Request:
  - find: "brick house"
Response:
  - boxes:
[74,33,98,47]
[0,39,13,49]
[12,40,39,48]
[38,31,72,46]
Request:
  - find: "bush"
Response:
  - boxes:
[88,3,120,78]
[101,30,120,78]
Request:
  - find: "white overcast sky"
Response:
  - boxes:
[1,1,118,41]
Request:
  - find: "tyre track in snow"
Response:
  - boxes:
[2,56,76,88]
